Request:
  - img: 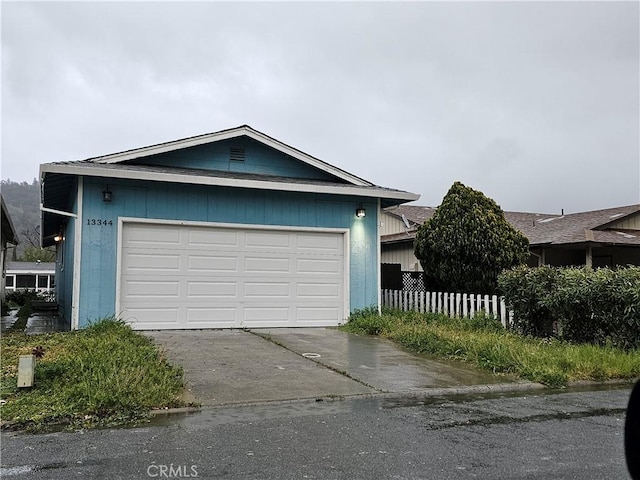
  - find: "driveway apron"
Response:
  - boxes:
[145,330,374,406]
[146,328,519,407]
[251,328,511,392]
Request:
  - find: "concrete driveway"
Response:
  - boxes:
[145,328,528,407]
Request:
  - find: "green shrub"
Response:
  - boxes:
[498,265,559,337]
[5,289,39,307]
[414,181,529,294]
[499,265,640,349]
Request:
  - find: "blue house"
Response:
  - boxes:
[40,126,419,330]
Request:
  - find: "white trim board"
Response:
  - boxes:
[71,177,83,330]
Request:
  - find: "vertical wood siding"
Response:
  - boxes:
[607,212,640,231]
[136,137,338,182]
[380,212,410,236]
[380,243,422,271]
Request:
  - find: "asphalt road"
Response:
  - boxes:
[0,386,632,480]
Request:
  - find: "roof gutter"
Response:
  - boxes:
[40,205,78,219]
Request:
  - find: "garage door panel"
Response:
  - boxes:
[120,223,346,330]
[244,257,291,273]
[188,229,238,247]
[187,255,239,272]
[123,280,180,298]
[296,307,341,323]
[297,258,341,274]
[124,253,181,272]
[296,233,342,253]
[126,308,180,324]
[124,225,181,246]
[245,231,291,248]
[244,282,290,298]
[297,282,340,298]
[186,307,237,324]
[243,307,290,324]
[187,281,237,297]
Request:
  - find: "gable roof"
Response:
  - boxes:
[71,125,372,186]
[40,125,419,207]
[383,204,640,247]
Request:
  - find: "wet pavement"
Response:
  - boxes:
[0,310,19,332]
[145,328,533,407]
[145,330,374,406]
[252,327,514,391]
[0,387,631,479]
[24,312,67,335]
[1,308,67,335]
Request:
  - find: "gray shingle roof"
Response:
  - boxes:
[383,204,640,246]
[6,261,56,272]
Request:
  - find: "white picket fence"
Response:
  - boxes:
[381,289,513,328]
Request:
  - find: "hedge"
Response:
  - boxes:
[499,265,640,349]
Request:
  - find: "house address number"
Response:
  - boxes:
[87,219,113,226]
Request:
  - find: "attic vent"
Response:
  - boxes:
[230,147,245,162]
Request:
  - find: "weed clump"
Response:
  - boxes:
[341,308,640,388]
[1,317,185,431]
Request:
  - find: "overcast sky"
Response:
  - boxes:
[2,1,639,213]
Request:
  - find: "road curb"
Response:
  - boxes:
[149,382,546,415]
[149,378,639,416]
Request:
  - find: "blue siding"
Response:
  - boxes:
[76,177,378,327]
[56,183,79,329]
[137,137,341,182]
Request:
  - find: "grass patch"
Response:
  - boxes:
[341,309,640,388]
[1,318,186,432]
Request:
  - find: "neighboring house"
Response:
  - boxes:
[381,204,640,275]
[4,261,56,294]
[1,196,19,301]
[40,125,419,330]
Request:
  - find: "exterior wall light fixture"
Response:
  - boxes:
[102,187,112,203]
[356,206,366,218]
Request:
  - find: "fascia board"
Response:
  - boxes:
[88,127,245,164]
[40,163,419,203]
[83,126,371,187]
[243,128,372,186]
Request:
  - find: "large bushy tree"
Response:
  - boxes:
[414,181,529,294]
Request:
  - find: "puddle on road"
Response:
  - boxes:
[148,397,375,429]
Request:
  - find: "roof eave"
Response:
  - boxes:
[40,163,419,204]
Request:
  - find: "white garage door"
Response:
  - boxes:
[119,222,347,330]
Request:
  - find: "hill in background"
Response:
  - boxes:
[1,179,43,258]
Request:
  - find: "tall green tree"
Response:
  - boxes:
[414,181,529,294]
